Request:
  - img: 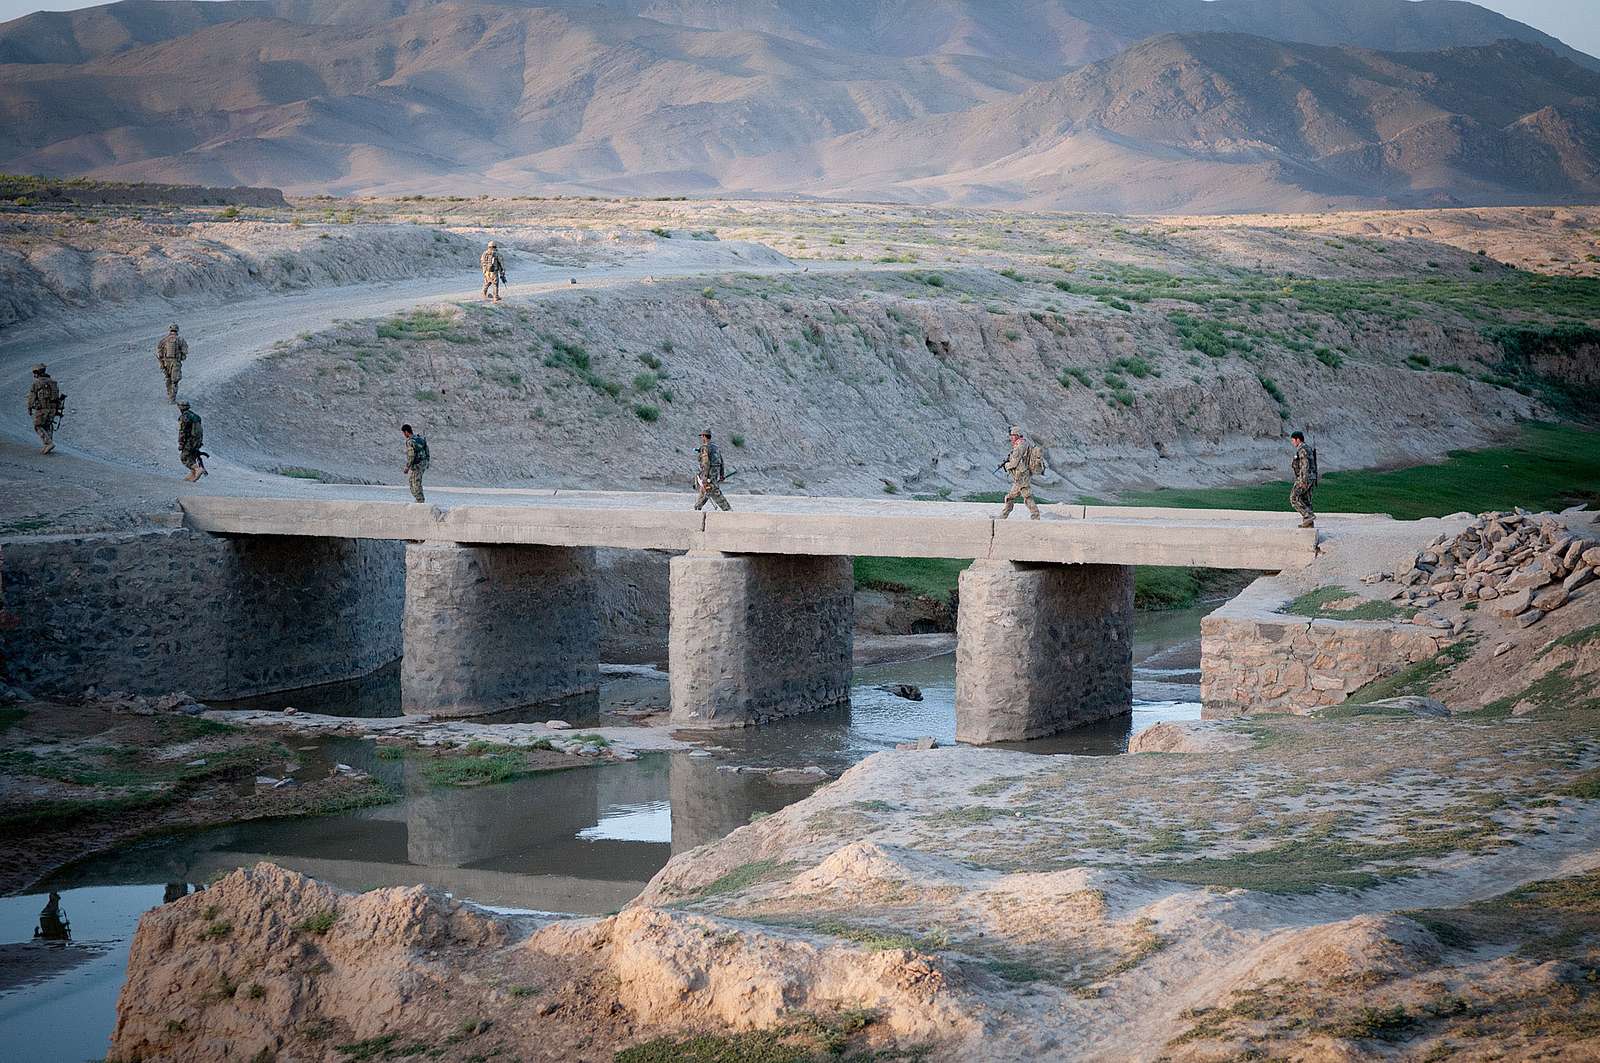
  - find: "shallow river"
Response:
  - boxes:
[0,607,1208,1062]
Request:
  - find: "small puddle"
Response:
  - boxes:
[1,609,1210,1058]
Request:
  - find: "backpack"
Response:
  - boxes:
[1297,445,1318,487]
[412,434,430,469]
[1028,445,1045,476]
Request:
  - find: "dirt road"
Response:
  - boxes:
[0,243,853,529]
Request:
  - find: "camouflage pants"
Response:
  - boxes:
[180,448,203,472]
[1290,482,1315,522]
[33,415,52,450]
[695,481,731,511]
[999,482,1040,519]
[482,273,500,300]
[408,468,426,503]
[161,362,181,403]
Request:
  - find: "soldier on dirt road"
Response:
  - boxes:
[402,423,430,503]
[157,323,187,404]
[26,363,63,454]
[178,401,206,481]
[1290,431,1318,528]
[997,425,1042,521]
[694,430,731,512]
[481,242,506,303]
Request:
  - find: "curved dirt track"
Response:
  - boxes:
[0,247,854,527]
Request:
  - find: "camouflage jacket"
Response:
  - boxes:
[480,250,504,277]
[158,334,187,367]
[178,410,203,453]
[27,375,60,416]
[405,434,429,471]
[1291,445,1314,487]
[1003,439,1032,485]
[697,442,724,482]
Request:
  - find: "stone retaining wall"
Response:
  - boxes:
[0,529,404,699]
[1200,578,1452,717]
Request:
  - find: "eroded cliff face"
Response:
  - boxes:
[217,273,1539,501]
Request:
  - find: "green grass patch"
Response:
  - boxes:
[1284,586,1413,622]
[698,859,782,898]
[1117,422,1600,517]
[295,909,338,934]
[852,556,970,601]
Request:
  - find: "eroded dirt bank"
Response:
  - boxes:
[110,578,1600,1061]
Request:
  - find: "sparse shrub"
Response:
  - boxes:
[1314,347,1344,369]
[1109,355,1153,378]
[1258,375,1286,404]
[922,273,945,287]
[632,371,658,392]
[637,353,661,370]
[219,205,240,219]
[633,404,660,422]
[702,286,717,299]
[649,227,671,238]
[730,434,746,448]
[414,389,440,403]
[1004,330,1021,341]
[294,909,338,935]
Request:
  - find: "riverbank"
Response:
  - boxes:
[107,581,1600,1060]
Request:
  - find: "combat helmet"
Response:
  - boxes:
[169,323,180,333]
[487,241,497,248]
[177,400,191,410]
[1009,424,1023,437]
[32,363,46,374]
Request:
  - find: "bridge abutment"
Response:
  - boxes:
[955,560,1134,744]
[401,542,598,717]
[668,551,854,728]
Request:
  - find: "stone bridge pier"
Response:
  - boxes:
[401,543,599,717]
[955,561,1135,744]
[667,551,854,728]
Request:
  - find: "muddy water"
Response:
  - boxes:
[0,609,1209,1061]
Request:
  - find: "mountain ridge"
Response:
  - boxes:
[1,0,1598,210]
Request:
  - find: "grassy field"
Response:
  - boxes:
[853,556,1236,612]
[1115,422,1600,519]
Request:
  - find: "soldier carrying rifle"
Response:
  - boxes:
[26,363,64,455]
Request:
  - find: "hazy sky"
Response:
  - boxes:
[0,0,1596,59]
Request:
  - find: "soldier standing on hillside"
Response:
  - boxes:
[1290,430,1317,528]
[157,323,187,404]
[480,242,506,303]
[693,430,731,512]
[997,425,1041,521]
[26,363,62,454]
[402,423,430,503]
[177,401,206,481]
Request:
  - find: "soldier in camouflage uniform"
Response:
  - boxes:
[26,363,62,454]
[177,401,206,481]
[997,425,1041,520]
[480,242,505,303]
[1289,431,1316,528]
[402,423,429,503]
[694,430,731,511]
[157,323,187,404]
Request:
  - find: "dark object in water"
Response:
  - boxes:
[879,684,923,702]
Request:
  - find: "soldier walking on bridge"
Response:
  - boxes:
[157,323,187,404]
[997,425,1042,521]
[177,401,206,481]
[694,430,731,512]
[402,423,430,503]
[1289,430,1317,529]
[26,363,63,455]
[481,241,506,303]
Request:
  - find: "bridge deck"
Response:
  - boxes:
[179,489,1321,569]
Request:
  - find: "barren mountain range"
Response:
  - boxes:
[1,0,1598,210]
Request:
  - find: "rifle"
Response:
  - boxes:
[694,470,736,491]
[49,394,66,432]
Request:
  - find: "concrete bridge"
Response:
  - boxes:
[172,490,1315,743]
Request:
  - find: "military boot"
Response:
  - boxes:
[41,442,54,455]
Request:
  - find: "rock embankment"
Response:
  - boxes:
[1377,508,1597,630]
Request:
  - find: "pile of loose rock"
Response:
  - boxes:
[1377,511,1597,629]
